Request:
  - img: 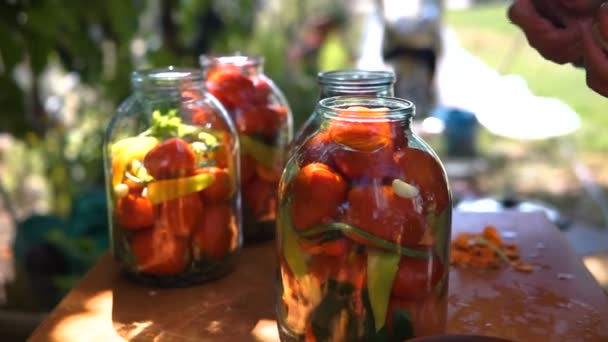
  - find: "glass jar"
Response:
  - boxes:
[103,67,241,287]
[293,69,395,151]
[276,96,451,341]
[200,55,293,243]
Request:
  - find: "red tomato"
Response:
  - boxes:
[235,105,284,137]
[124,179,145,194]
[243,178,277,221]
[308,247,364,287]
[181,88,204,102]
[333,145,397,180]
[197,167,233,203]
[394,148,449,213]
[206,68,256,110]
[300,237,351,256]
[191,106,230,132]
[240,155,257,186]
[297,132,337,168]
[255,163,281,183]
[290,163,347,230]
[157,193,203,237]
[391,253,444,300]
[309,253,341,282]
[388,294,447,337]
[116,193,154,230]
[131,227,190,275]
[344,185,426,247]
[328,107,392,152]
[143,138,196,179]
[211,131,233,169]
[251,75,271,104]
[194,204,234,259]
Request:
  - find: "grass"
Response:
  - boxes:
[445,4,608,152]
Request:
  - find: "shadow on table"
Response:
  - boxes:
[111,244,279,341]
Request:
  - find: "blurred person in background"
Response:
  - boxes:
[380,0,444,118]
[286,0,444,120]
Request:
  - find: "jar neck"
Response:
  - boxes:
[319,96,414,127]
[318,70,395,99]
[131,68,204,98]
[199,55,264,77]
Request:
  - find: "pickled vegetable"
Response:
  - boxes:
[277,99,451,341]
[201,55,292,242]
[105,69,241,287]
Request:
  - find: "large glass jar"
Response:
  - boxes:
[103,67,241,287]
[276,96,451,341]
[293,69,395,151]
[200,55,293,243]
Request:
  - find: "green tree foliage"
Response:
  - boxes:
[0,0,258,309]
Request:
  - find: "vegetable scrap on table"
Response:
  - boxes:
[450,226,534,273]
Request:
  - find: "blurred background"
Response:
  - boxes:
[0,0,607,339]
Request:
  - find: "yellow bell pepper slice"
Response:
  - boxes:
[110,136,158,186]
[146,173,215,204]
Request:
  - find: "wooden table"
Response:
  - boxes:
[28,212,608,341]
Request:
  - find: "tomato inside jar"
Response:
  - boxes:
[104,68,241,287]
[276,96,452,341]
[200,55,293,243]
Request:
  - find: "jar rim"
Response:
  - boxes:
[317,69,395,86]
[132,67,204,82]
[319,96,415,121]
[199,54,264,68]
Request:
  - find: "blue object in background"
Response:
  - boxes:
[433,107,479,157]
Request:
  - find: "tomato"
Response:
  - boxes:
[394,147,449,213]
[124,178,145,194]
[240,155,257,185]
[143,138,196,179]
[116,193,154,230]
[157,193,203,237]
[391,253,444,300]
[235,105,284,137]
[344,185,426,247]
[243,178,277,221]
[308,246,363,286]
[255,163,281,183]
[251,75,271,104]
[328,107,392,152]
[206,68,256,110]
[194,204,234,259]
[387,294,447,337]
[334,252,367,289]
[297,132,336,168]
[191,106,230,132]
[131,227,190,275]
[211,132,233,168]
[333,145,397,180]
[181,88,204,102]
[290,163,347,230]
[300,237,351,257]
[196,167,233,203]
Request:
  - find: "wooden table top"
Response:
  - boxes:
[28,212,608,342]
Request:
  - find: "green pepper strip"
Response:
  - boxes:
[147,173,215,204]
[280,203,308,276]
[297,223,431,259]
[367,250,400,331]
[239,134,277,169]
[429,208,450,265]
